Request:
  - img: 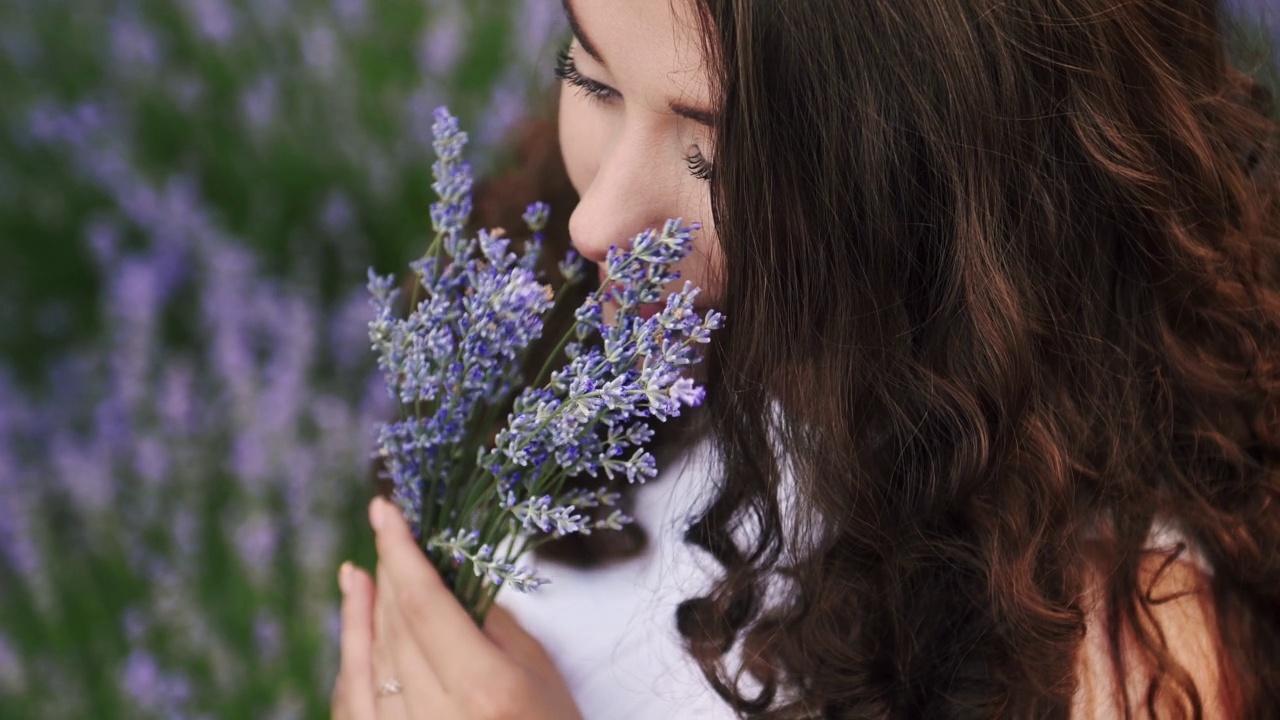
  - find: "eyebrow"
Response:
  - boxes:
[561,0,718,129]
[671,102,716,128]
[561,0,605,65]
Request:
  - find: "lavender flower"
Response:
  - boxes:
[186,0,237,46]
[1,1,563,715]
[0,632,25,695]
[370,108,722,617]
[120,649,194,716]
[0,145,390,717]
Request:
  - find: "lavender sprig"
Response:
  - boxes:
[369,108,723,618]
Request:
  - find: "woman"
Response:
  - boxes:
[332,0,1280,717]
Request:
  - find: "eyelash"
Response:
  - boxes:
[555,45,714,183]
[684,146,713,182]
[554,47,617,104]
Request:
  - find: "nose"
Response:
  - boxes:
[567,131,671,265]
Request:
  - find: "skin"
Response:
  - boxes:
[331,497,582,719]
[556,0,723,312]
[331,5,719,717]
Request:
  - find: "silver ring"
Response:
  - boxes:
[377,678,403,697]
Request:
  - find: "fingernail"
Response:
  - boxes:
[369,497,385,532]
[338,562,351,594]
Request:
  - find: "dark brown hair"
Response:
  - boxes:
[681,0,1280,717]
[477,0,1280,716]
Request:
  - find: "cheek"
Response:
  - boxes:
[682,227,726,307]
[706,239,725,302]
[557,93,601,197]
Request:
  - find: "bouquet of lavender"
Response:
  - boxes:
[367,108,722,620]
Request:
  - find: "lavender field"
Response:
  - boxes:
[1,0,1274,718]
[0,1,563,717]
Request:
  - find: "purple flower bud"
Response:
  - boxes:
[254,611,284,663]
[418,12,465,75]
[120,649,193,714]
[186,0,236,45]
[0,632,25,694]
[332,0,367,28]
[110,14,162,69]
[302,25,338,76]
[241,75,279,132]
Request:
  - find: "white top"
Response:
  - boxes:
[496,439,739,720]
[497,439,1210,720]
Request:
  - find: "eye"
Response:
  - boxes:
[684,145,714,182]
[554,46,620,105]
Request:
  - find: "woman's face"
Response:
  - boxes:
[556,0,723,312]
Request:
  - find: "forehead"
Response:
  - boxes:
[566,0,712,109]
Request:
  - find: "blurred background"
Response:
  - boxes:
[0,0,1275,718]
[0,0,564,717]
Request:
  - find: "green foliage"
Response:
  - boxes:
[0,1,566,717]
[0,0,564,384]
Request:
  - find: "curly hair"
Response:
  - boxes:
[676,0,1280,716]
[474,0,1280,716]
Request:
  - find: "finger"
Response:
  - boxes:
[330,676,348,720]
[376,554,447,717]
[370,496,505,691]
[483,603,555,675]
[483,603,579,719]
[338,562,377,720]
[360,565,411,720]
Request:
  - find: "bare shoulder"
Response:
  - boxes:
[1072,550,1235,719]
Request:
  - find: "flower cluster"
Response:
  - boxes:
[1,6,566,712]
[0,0,567,387]
[0,155,390,718]
[369,108,723,616]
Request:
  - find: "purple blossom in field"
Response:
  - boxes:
[186,0,237,46]
[85,218,123,267]
[110,14,163,71]
[120,649,195,717]
[478,73,529,148]
[518,0,566,64]
[0,632,25,695]
[1,0,580,712]
[50,432,115,517]
[233,510,280,583]
[0,26,39,70]
[332,287,378,374]
[418,10,466,76]
[0,464,46,605]
[0,136,388,713]
[247,0,292,31]
[167,73,207,112]
[1227,0,1280,34]
[240,74,279,132]
[302,24,339,76]
[320,190,357,235]
[254,611,284,663]
[407,84,447,151]
[26,101,106,147]
[123,608,149,645]
[332,0,368,29]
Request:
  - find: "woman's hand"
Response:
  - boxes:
[332,497,583,720]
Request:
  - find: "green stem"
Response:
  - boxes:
[529,280,600,390]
